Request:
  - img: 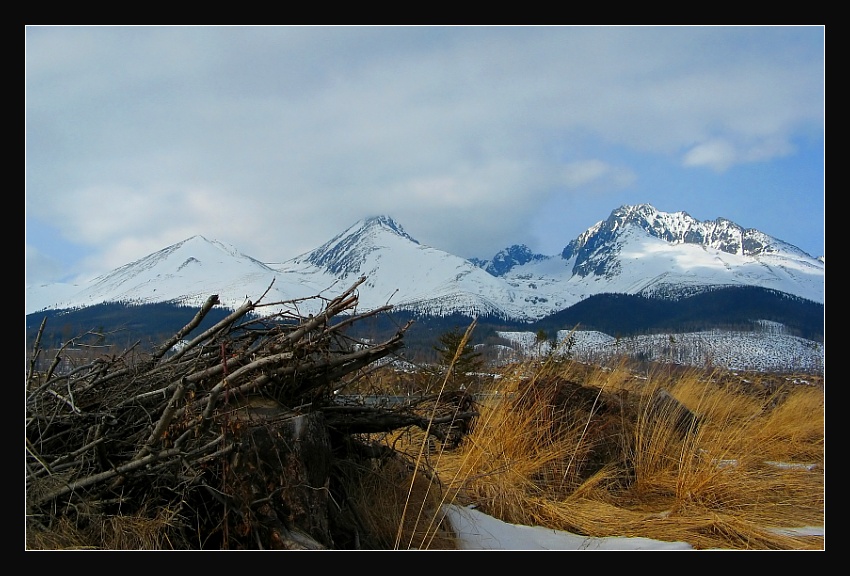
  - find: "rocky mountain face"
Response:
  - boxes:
[494,204,823,311]
[25,205,825,323]
[560,204,813,279]
[302,215,419,277]
[469,244,548,277]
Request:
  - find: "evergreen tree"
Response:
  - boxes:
[535,329,548,356]
[433,325,484,391]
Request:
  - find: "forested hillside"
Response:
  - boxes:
[530,286,824,342]
[25,285,824,370]
[25,302,238,352]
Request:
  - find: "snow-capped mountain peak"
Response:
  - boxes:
[559,203,817,280]
[26,204,824,320]
[277,215,520,318]
[85,235,273,291]
[296,215,418,277]
[582,203,809,258]
[27,235,312,313]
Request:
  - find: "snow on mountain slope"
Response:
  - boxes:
[27,235,325,313]
[26,282,87,316]
[25,206,825,322]
[497,328,825,374]
[590,224,823,301]
[563,203,815,264]
[276,216,525,319]
[501,205,824,308]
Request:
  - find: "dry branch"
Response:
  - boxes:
[25,277,471,549]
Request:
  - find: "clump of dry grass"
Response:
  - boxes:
[26,504,188,550]
[425,356,824,550]
[28,341,822,550]
[330,454,457,550]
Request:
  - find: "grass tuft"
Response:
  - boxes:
[421,356,824,550]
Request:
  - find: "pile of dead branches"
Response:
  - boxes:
[25,277,475,549]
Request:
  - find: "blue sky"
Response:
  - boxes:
[25,26,824,286]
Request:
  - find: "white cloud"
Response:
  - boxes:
[682,139,738,172]
[25,26,825,283]
[682,135,796,172]
[561,160,637,190]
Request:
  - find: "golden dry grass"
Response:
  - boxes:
[26,504,187,550]
[28,352,824,550]
[407,357,825,550]
[330,454,458,550]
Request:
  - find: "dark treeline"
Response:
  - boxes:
[331,310,519,365]
[530,286,824,342]
[25,286,824,363]
[25,301,239,352]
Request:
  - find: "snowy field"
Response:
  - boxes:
[495,324,824,374]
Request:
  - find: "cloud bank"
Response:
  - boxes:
[25,26,825,285]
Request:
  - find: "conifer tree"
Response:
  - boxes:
[433,325,483,390]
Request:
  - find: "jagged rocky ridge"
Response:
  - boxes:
[559,204,814,279]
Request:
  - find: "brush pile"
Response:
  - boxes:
[25,277,474,549]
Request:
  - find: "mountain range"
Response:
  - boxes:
[25,204,825,326]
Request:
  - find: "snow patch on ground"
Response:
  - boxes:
[496,328,824,373]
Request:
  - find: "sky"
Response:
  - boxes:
[25,26,825,287]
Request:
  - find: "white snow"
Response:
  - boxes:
[442,504,823,550]
[25,208,824,319]
[496,327,825,374]
[443,505,695,550]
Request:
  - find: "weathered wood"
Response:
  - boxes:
[25,277,455,549]
[322,404,478,438]
[225,411,334,549]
